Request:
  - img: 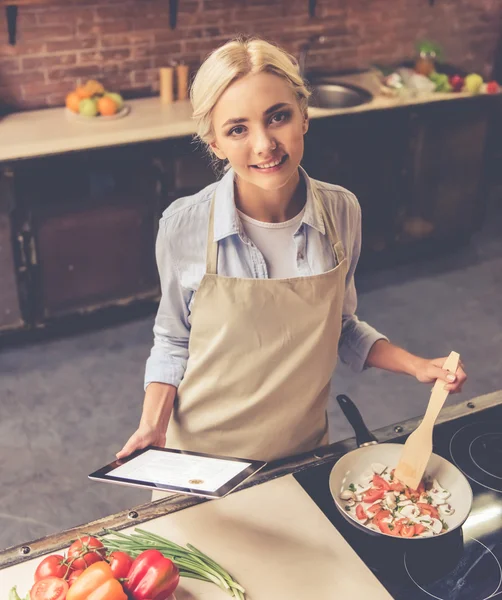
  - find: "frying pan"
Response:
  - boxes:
[329,394,473,541]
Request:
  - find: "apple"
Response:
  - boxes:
[79,98,98,117]
[104,92,124,110]
[463,73,484,94]
[485,81,500,94]
[449,75,464,92]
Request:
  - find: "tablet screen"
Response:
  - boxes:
[109,448,251,492]
[89,446,267,498]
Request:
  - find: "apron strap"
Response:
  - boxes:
[312,182,345,264]
[206,193,219,275]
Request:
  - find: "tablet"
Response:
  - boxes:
[88,446,267,499]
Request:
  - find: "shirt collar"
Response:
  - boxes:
[212,165,325,242]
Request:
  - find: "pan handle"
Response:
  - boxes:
[336,394,378,447]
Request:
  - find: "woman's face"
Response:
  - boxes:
[210,71,308,192]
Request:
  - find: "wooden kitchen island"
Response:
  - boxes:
[2,392,500,599]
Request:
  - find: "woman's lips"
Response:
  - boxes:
[250,154,288,173]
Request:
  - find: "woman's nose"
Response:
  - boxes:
[252,129,277,156]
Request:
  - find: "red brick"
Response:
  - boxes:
[22,54,77,71]
[19,25,75,42]
[47,65,101,82]
[0,42,47,57]
[0,57,21,73]
[22,81,73,97]
[101,32,153,47]
[79,48,132,64]
[46,37,99,52]
[78,21,132,36]
[1,70,45,86]
[37,9,95,26]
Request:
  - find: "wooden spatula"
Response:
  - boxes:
[394,351,460,490]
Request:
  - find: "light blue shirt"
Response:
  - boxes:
[144,167,387,390]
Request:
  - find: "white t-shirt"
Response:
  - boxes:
[237,207,305,278]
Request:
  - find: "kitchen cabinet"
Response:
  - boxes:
[6,147,161,325]
[303,96,494,270]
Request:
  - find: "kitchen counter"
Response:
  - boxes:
[1,391,501,599]
[0,71,486,163]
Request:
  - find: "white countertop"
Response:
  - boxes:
[0,83,478,163]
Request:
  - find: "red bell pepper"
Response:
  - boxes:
[125,549,180,600]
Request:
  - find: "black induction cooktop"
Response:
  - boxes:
[294,401,502,600]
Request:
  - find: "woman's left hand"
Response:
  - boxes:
[414,357,467,393]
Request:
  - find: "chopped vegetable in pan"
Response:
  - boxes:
[339,464,453,537]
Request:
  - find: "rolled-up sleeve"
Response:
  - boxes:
[338,197,388,372]
[144,218,192,390]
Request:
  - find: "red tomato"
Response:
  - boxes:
[108,551,134,579]
[355,504,367,521]
[372,474,390,491]
[363,488,385,503]
[372,509,391,524]
[389,482,405,493]
[67,536,105,570]
[401,523,416,537]
[378,520,401,536]
[34,555,68,582]
[417,503,439,519]
[405,488,419,502]
[414,524,426,535]
[367,503,382,515]
[392,521,403,536]
[67,569,84,586]
[31,577,68,600]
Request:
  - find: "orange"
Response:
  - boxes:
[97,95,118,116]
[65,91,81,113]
[75,85,93,99]
[84,79,105,96]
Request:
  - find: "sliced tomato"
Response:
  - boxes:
[405,488,419,502]
[392,521,403,536]
[417,503,439,519]
[363,488,385,503]
[367,503,383,515]
[414,524,426,535]
[389,481,405,493]
[416,481,425,495]
[372,474,391,491]
[377,520,397,535]
[401,523,416,537]
[355,504,367,521]
[372,509,391,525]
[34,555,68,582]
[31,577,68,600]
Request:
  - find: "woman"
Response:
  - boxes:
[117,38,466,469]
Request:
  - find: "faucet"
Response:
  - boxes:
[298,35,326,79]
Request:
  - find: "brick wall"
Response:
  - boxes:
[0,0,501,111]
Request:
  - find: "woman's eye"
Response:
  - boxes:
[229,126,246,137]
[270,111,290,124]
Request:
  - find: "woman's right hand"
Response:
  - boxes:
[116,424,166,460]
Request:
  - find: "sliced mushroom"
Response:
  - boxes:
[340,489,356,501]
[397,499,413,507]
[431,518,443,534]
[385,492,397,510]
[401,504,420,519]
[371,462,387,475]
[439,503,455,516]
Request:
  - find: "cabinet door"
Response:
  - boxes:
[13,151,159,321]
[0,169,24,331]
[303,111,408,264]
[400,99,490,244]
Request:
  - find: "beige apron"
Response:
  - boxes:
[152,181,347,500]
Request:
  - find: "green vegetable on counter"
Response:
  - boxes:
[8,587,28,600]
[464,73,484,94]
[101,527,246,599]
[428,71,452,93]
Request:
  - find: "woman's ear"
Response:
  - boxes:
[210,140,227,160]
[302,112,309,135]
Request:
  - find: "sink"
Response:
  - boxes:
[309,82,373,109]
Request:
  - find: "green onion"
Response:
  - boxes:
[100,527,246,599]
[348,483,356,492]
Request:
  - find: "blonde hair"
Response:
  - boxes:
[191,37,311,147]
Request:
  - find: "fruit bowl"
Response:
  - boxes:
[65,79,128,120]
[65,104,130,122]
